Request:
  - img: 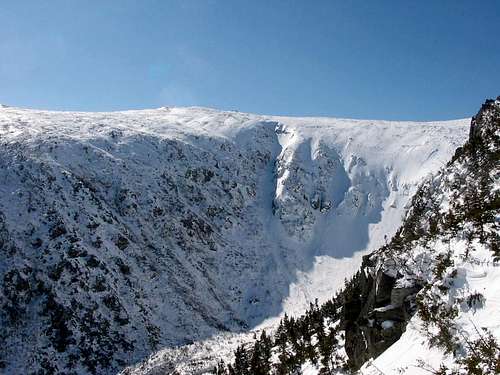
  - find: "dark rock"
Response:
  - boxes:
[115,235,129,250]
[343,268,421,370]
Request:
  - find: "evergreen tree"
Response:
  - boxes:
[229,345,250,375]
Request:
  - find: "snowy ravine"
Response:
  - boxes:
[0,105,468,374]
[181,97,499,375]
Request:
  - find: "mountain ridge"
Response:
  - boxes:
[0,103,471,122]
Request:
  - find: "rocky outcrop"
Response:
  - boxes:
[343,256,422,370]
[469,96,500,144]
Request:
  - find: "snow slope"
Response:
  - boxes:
[0,106,468,374]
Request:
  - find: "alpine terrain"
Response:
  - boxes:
[131,98,499,375]
[1,101,486,374]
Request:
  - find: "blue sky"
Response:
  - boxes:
[1,1,499,120]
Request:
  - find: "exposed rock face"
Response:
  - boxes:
[469,97,500,144]
[343,257,422,369]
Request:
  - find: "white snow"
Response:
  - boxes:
[300,362,321,375]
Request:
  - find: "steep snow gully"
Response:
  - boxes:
[0,106,468,373]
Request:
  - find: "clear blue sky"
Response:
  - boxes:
[1,1,499,120]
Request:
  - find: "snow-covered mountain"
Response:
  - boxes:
[177,97,499,375]
[0,105,468,374]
